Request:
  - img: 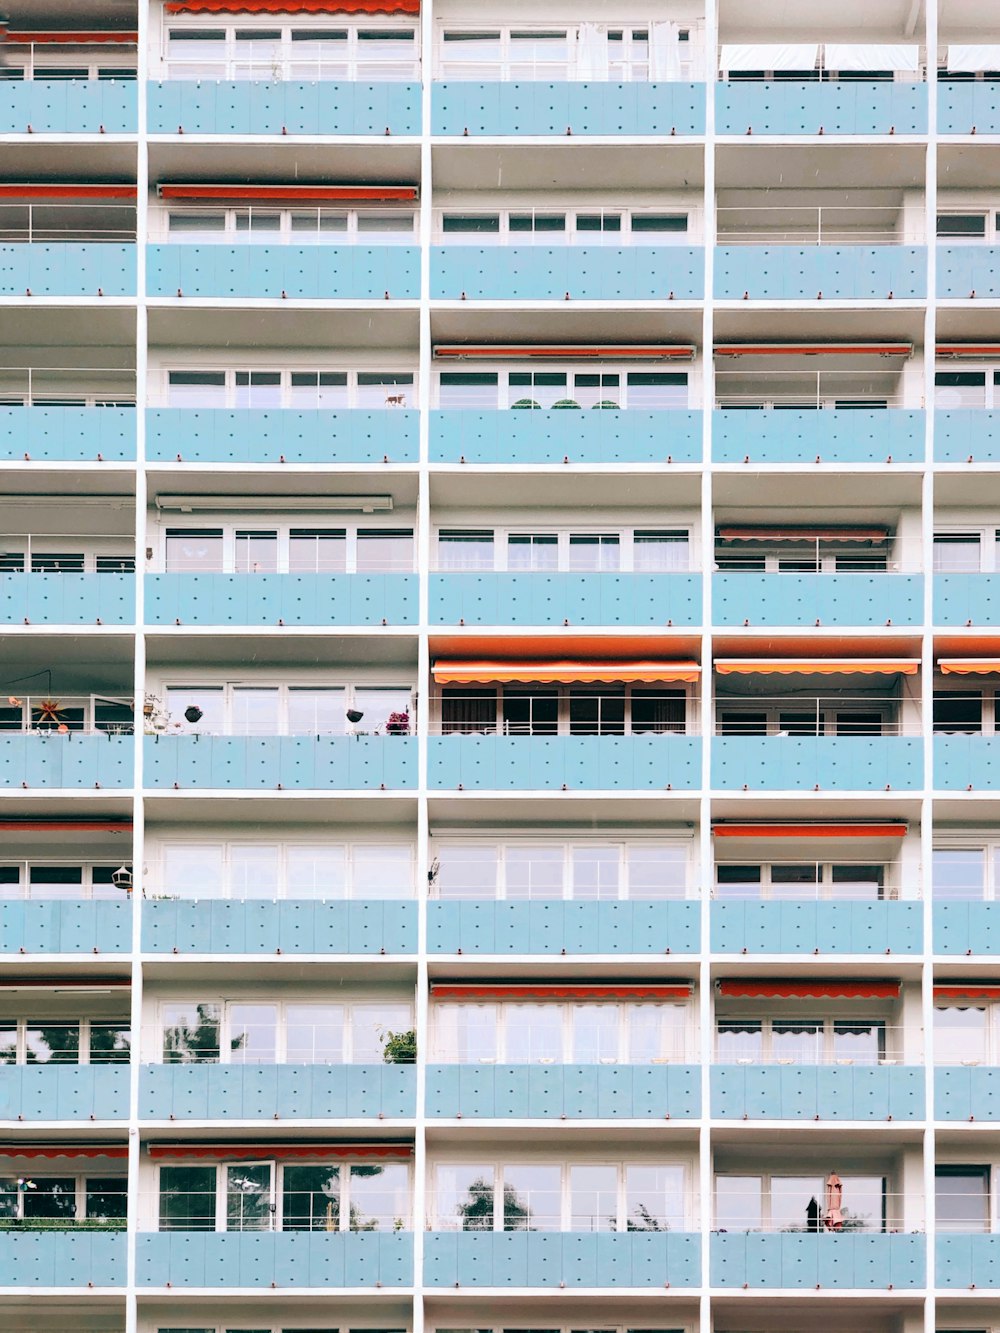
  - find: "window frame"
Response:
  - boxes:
[438,683,690,738]
[162,366,417,410]
[159,521,415,574]
[433,361,690,410]
[158,681,415,737]
[162,18,420,81]
[435,526,692,573]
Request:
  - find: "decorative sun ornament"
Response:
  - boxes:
[33,699,65,725]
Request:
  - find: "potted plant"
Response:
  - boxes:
[380,1028,416,1064]
[385,711,410,736]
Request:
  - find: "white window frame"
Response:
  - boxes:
[932,841,1000,901]
[438,683,691,738]
[714,699,898,737]
[714,1170,890,1232]
[714,1014,893,1064]
[162,19,420,81]
[435,24,696,83]
[163,205,417,246]
[436,208,690,246]
[156,839,415,901]
[162,367,417,410]
[934,363,1000,409]
[0,859,130,901]
[159,681,415,736]
[434,527,692,573]
[712,859,891,901]
[0,1017,131,1066]
[932,683,1000,736]
[933,1000,1000,1065]
[158,522,415,574]
[434,362,691,411]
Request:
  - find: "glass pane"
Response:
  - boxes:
[287,688,345,736]
[717,1021,763,1063]
[505,1005,562,1062]
[627,845,687,900]
[162,1002,221,1063]
[438,530,495,571]
[936,1167,990,1232]
[570,1165,618,1232]
[506,846,563,900]
[288,529,347,573]
[933,848,985,900]
[227,1164,272,1232]
[571,846,620,901]
[234,530,278,574]
[89,1024,131,1065]
[0,1023,17,1064]
[26,866,83,901]
[159,1165,216,1231]
[436,1165,494,1230]
[833,1021,884,1065]
[286,1004,344,1064]
[503,1165,561,1230]
[716,1176,761,1230]
[349,1163,408,1230]
[436,1004,497,1062]
[633,531,690,571]
[25,1024,79,1065]
[352,688,411,734]
[165,529,223,573]
[772,1021,822,1064]
[572,1005,619,1062]
[163,844,224,899]
[287,845,347,900]
[166,687,225,735]
[507,534,558,569]
[230,845,280,900]
[228,1004,277,1064]
[568,534,620,572]
[356,530,413,572]
[771,1176,826,1233]
[354,845,412,899]
[629,1005,686,1063]
[231,688,279,736]
[86,1176,127,1222]
[283,1164,338,1231]
[625,1164,685,1231]
[435,845,498,899]
[935,1006,987,1064]
[352,1003,411,1062]
[934,534,982,573]
[438,374,499,410]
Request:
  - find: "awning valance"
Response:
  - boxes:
[0,820,131,832]
[433,344,694,361]
[713,823,907,839]
[717,527,888,543]
[938,344,1000,358]
[720,43,818,73]
[715,343,912,358]
[3,30,138,43]
[0,1145,128,1159]
[948,45,1000,73]
[167,0,418,12]
[939,660,1000,676]
[431,984,692,1001]
[718,980,900,999]
[148,1143,413,1161]
[0,979,128,990]
[0,184,136,201]
[158,184,417,203]
[935,986,1000,1001]
[434,660,700,685]
[715,658,918,677]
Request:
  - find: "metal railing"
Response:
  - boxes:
[0,41,137,81]
[161,207,417,246]
[150,1029,415,1065]
[0,367,136,406]
[716,205,921,247]
[715,1022,910,1065]
[713,1189,916,1234]
[713,539,918,573]
[432,693,692,738]
[434,32,703,83]
[0,694,134,736]
[713,369,908,410]
[152,1190,408,1233]
[0,203,136,244]
[712,860,906,901]
[434,209,692,246]
[0,535,134,572]
[160,55,420,83]
[714,698,915,737]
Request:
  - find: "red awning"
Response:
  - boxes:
[715,658,918,677]
[433,345,695,361]
[714,343,912,358]
[0,185,136,200]
[434,660,700,685]
[718,980,900,999]
[166,0,419,12]
[3,31,138,43]
[934,985,1000,1001]
[159,184,417,203]
[148,1143,413,1161]
[717,527,888,543]
[0,979,128,990]
[713,823,908,839]
[937,345,1000,358]
[430,984,692,1001]
[0,1145,128,1159]
[0,820,131,832]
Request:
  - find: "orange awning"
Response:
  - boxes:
[939,659,1000,676]
[713,823,907,839]
[159,184,417,203]
[433,345,694,361]
[715,658,918,677]
[717,527,887,543]
[433,660,701,685]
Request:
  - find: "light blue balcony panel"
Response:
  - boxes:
[149,80,421,136]
[935,409,1000,463]
[0,80,137,134]
[0,244,135,298]
[939,81,1000,134]
[431,81,706,136]
[715,246,926,300]
[139,1062,415,1120]
[710,901,922,955]
[712,408,924,465]
[0,573,134,626]
[428,736,701,791]
[0,1065,129,1121]
[427,900,700,955]
[432,246,703,301]
[0,1232,125,1287]
[711,1233,925,1289]
[423,1231,701,1287]
[713,573,922,628]
[431,572,701,627]
[937,1235,1000,1288]
[934,902,1000,955]
[145,573,416,627]
[935,736,1000,790]
[147,244,418,300]
[0,407,136,464]
[135,1231,413,1288]
[143,735,415,790]
[938,245,1000,299]
[712,737,922,791]
[142,899,416,955]
[934,573,1000,626]
[430,408,701,465]
[716,81,928,135]
[711,1065,925,1120]
[935,1066,1000,1119]
[146,408,417,465]
[0,901,131,955]
[425,1063,700,1119]
[0,735,133,789]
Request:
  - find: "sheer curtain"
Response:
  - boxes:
[575,24,609,81]
[650,22,683,82]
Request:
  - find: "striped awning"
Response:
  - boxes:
[148,1142,413,1161]
[939,660,1000,676]
[434,660,700,685]
[166,0,418,11]
[430,984,692,1001]
[715,658,918,677]
[718,980,900,999]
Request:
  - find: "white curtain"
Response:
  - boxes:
[824,43,919,72]
[650,21,682,81]
[575,23,609,81]
[719,43,818,74]
[948,44,1000,72]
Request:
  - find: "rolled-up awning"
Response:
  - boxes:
[148,1143,413,1161]
[718,980,900,999]
[158,184,417,203]
[433,344,695,361]
[717,527,887,543]
[713,823,907,839]
[434,660,700,685]
[715,342,912,358]
[938,344,1000,358]
[3,30,138,43]
[934,985,1000,1001]
[167,0,418,11]
[939,660,1000,676]
[0,184,136,200]
[715,658,918,677]
[431,983,692,1001]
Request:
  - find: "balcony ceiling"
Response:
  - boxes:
[432,143,704,193]
[716,144,925,192]
[720,0,925,40]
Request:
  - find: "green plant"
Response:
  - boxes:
[591,400,620,409]
[511,398,540,409]
[380,1028,416,1064]
[552,398,581,409]
[0,1217,127,1231]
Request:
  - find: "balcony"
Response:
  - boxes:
[427,900,700,955]
[711,737,923,791]
[938,246,1000,299]
[0,244,136,298]
[135,1231,413,1288]
[712,408,924,466]
[0,1065,129,1122]
[934,573,1000,625]
[431,245,704,301]
[425,1062,700,1119]
[710,1232,926,1288]
[935,1066,1000,1119]
[934,902,1000,954]
[0,573,134,626]
[142,898,415,955]
[146,245,420,301]
[715,246,927,301]
[0,735,134,790]
[146,407,418,466]
[431,82,706,136]
[139,1062,416,1121]
[935,408,1000,463]
[711,1065,925,1121]
[935,736,1000,790]
[939,80,1000,135]
[0,80,137,135]
[937,1235,1000,1287]
[428,736,702,792]
[0,1230,126,1287]
[430,407,702,465]
[145,573,416,628]
[716,82,928,136]
[710,901,923,954]
[149,81,421,136]
[143,735,416,791]
[430,573,701,629]
[0,900,131,955]
[0,407,136,464]
[712,574,922,629]
[423,1230,700,1287]
[0,192,137,298]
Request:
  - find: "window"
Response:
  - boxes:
[936,370,988,408]
[162,523,411,574]
[0,1174,125,1225]
[440,685,688,738]
[431,841,688,901]
[0,863,127,902]
[715,1174,886,1232]
[631,215,688,237]
[166,368,415,411]
[935,1005,989,1065]
[716,1016,887,1064]
[434,1000,687,1063]
[936,1166,990,1233]
[934,532,984,572]
[715,862,886,901]
[0,1019,129,1065]
[435,528,689,572]
[438,530,495,570]
[933,846,992,900]
[159,841,413,901]
[165,23,418,81]
[938,214,988,238]
[934,691,984,734]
